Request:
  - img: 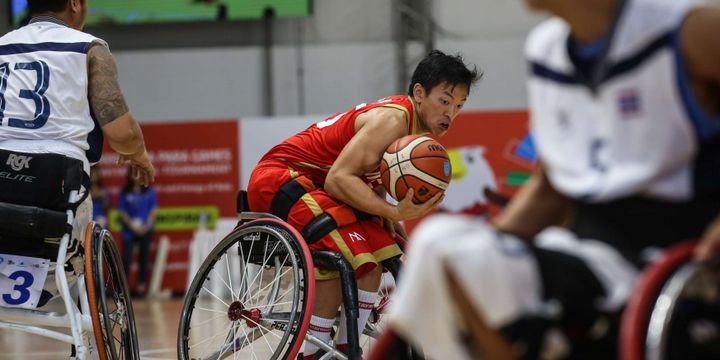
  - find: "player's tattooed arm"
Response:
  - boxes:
[87,43,130,126]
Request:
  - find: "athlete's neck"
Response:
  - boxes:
[408,96,426,135]
[559,0,619,44]
[29,14,71,28]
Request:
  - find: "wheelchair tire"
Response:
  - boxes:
[620,239,696,360]
[178,218,315,360]
[84,222,140,360]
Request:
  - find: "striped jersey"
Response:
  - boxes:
[261,95,418,186]
[0,17,107,173]
[526,0,718,202]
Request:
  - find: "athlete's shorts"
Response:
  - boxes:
[248,159,403,280]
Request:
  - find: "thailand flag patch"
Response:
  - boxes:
[618,89,641,118]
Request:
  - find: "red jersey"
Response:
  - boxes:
[261,95,419,186]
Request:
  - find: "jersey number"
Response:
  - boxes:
[0,61,51,129]
[316,103,367,128]
[2,270,34,305]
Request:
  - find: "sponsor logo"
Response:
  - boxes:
[270,321,288,331]
[443,161,450,177]
[618,89,641,118]
[427,144,444,152]
[243,233,261,241]
[6,154,32,171]
[0,256,4,265]
[0,171,35,183]
[348,232,366,242]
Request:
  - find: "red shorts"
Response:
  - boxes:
[247,159,402,280]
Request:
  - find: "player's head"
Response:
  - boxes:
[408,50,481,137]
[28,0,88,30]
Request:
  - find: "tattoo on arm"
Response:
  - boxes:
[87,43,129,126]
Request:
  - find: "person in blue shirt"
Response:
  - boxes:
[118,166,159,295]
[90,167,111,228]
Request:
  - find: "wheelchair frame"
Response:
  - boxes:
[178,200,404,360]
[0,190,139,360]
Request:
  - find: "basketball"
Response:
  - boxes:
[380,134,452,204]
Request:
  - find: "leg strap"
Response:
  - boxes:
[269,175,317,219]
[269,176,375,244]
[302,205,373,244]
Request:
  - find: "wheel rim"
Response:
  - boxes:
[179,222,313,360]
[86,223,139,359]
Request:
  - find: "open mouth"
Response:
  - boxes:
[439,123,449,131]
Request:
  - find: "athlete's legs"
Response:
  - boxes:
[444,264,516,360]
[313,279,343,319]
[389,214,635,359]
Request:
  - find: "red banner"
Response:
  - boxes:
[405,110,534,232]
[96,119,239,292]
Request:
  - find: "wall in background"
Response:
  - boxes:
[0,0,540,121]
[116,36,528,121]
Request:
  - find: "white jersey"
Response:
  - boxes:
[0,17,107,173]
[526,0,718,202]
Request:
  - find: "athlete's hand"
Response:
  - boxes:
[392,188,443,221]
[696,215,720,263]
[118,149,155,187]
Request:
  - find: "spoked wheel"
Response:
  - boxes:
[84,222,140,360]
[178,218,315,360]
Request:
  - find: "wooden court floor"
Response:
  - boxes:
[0,298,183,359]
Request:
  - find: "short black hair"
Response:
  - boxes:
[28,0,70,15]
[407,50,482,96]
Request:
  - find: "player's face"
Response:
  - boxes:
[414,81,469,137]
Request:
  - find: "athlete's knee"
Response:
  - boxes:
[411,215,544,328]
[358,263,382,281]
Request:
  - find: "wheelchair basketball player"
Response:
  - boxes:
[387,0,720,359]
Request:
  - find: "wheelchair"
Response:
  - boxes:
[620,239,720,360]
[367,238,720,360]
[0,151,139,360]
[178,191,406,360]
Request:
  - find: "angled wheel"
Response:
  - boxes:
[178,218,315,360]
[84,222,140,360]
[619,239,720,360]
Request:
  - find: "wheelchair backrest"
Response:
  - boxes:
[0,149,86,211]
[237,190,250,214]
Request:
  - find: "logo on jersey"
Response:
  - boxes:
[6,154,32,171]
[348,232,366,242]
[618,89,641,118]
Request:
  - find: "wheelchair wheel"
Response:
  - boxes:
[619,239,720,360]
[84,222,140,360]
[178,218,315,360]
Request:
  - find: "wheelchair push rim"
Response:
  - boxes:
[178,218,315,360]
[84,222,140,360]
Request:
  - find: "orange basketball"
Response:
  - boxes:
[379,134,452,204]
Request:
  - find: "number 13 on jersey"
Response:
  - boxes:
[0,60,51,129]
[0,254,50,309]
